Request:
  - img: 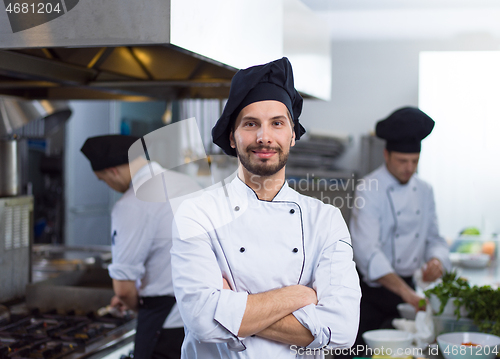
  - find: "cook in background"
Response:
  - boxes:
[170,57,361,359]
[349,107,451,356]
[81,135,199,359]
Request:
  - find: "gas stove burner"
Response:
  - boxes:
[0,338,77,359]
[0,311,132,359]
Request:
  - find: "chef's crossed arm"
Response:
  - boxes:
[222,277,317,346]
[171,220,318,349]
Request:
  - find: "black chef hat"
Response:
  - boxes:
[376,107,435,153]
[212,57,306,157]
[80,135,139,171]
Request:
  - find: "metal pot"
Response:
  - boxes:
[0,139,21,196]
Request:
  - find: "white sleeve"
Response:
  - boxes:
[424,187,451,271]
[292,209,361,349]
[350,186,394,281]
[171,205,248,351]
[108,201,153,281]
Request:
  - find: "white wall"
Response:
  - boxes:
[419,52,500,238]
[300,34,500,172]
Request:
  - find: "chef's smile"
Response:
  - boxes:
[250,147,278,160]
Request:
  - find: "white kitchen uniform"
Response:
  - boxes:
[350,164,450,287]
[108,161,199,328]
[171,175,361,359]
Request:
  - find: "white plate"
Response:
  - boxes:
[459,253,490,268]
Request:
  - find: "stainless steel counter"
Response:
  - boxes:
[452,259,500,287]
[67,319,136,359]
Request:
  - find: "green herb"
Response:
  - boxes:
[460,284,500,336]
[424,270,469,317]
[424,270,500,336]
[418,298,426,309]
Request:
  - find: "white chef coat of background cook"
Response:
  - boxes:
[108,162,199,328]
[350,165,451,287]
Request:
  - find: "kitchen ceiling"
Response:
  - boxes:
[0,45,237,101]
[301,0,500,11]
[301,0,500,40]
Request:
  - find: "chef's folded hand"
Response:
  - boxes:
[422,258,443,282]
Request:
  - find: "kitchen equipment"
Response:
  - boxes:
[0,195,33,303]
[0,1,331,101]
[26,267,115,315]
[0,309,135,359]
[0,98,72,139]
[437,332,500,359]
[31,244,111,282]
[362,329,413,355]
[0,305,10,326]
[0,140,25,197]
[0,267,137,358]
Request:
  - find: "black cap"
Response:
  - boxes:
[80,135,139,171]
[212,57,306,157]
[376,107,435,153]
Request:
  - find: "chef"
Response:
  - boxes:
[81,135,199,359]
[170,57,361,359]
[349,107,451,353]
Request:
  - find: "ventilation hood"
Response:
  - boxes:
[0,46,238,101]
[0,0,330,101]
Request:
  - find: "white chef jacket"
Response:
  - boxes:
[171,175,361,359]
[350,165,451,287]
[108,162,199,328]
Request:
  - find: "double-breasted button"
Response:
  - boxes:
[413,187,417,191]
[415,233,419,238]
[234,206,240,211]
[292,248,299,253]
[239,247,245,253]
[397,211,401,216]
[397,259,401,264]
[413,257,418,262]
[395,233,399,238]
[290,209,295,214]
[416,210,420,215]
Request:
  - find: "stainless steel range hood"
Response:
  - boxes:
[0,46,237,101]
[0,0,330,101]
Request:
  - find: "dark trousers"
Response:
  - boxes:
[135,296,181,359]
[151,327,184,359]
[336,274,414,359]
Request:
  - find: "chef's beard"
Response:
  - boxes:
[235,143,289,177]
